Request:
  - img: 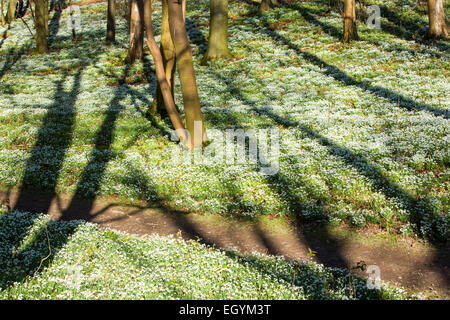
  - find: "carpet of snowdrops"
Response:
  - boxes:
[0,209,416,299]
[0,0,448,243]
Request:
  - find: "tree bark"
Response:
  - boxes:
[34,0,48,53]
[167,0,206,149]
[151,0,176,116]
[259,0,279,13]
[342,0,358,43]
[142,0,187,145]
[127,0,144,63]
[427,0,449,39]
[6,0,18,23]
[106,0,116,43]
[202,0,231,63]
[1,0,6,27]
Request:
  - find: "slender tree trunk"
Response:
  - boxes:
[6,0,18,23]
[127,0,144,63]
[34,0,48,53]
[44,0,49,36]
[259,0,272,13]
[167,0,206,149]
[142,0,187,144]
[342,0,358,43]
[151,0,176,116]
[106,0,116,43]
[1,0,6,27]
[427,0,449,39]
[259,0,279,13]
[202,0,231,63]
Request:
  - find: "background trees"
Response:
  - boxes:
[167,0,206,148]
[427,0,449,39]
[202,0,231,63]
[342,0,358,43]
[5,0,17,24]
[127,0,144,63]
[259,0,279,13]
[106,0,116,43]
[1,0,5,27]
[34,0,48,53]
[150,0,176,115]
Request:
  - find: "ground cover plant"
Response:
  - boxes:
[0,209,416,299]
[0,0,448,301]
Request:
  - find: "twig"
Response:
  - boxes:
[34,224,52,277]
[20,16,34,38]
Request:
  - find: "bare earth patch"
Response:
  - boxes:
[1,189,448,299]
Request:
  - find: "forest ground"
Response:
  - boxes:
[0,0,448,299]
[1,189,449,298]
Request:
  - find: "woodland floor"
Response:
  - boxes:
[1,189,449,299]
[0,0,449,299]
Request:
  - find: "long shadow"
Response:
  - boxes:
[60,65,133,221]
[0,25,11,49]
[286,1,449,54]
[0,43,32,80]
[379,5,449,53]
[3,67,83,289]
[2,58,143,289]
[93,157,384,299]
[182,11,350,269]
[48,7,62,46]
[256,14,448,119]
[207,53,450,286]
[14,68,82,210]
[186,9,449,286]
[0,9,62,80]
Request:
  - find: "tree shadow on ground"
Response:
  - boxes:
[4,66,83,289]
[186,9,449,288]
[2,1,448,295]
[285,1,449,54]
[255,10,448,119]
[0,25,11,50]
[378,4,449,52]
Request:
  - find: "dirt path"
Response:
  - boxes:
[1,189,449,299]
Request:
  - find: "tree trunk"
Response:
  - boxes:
[6,0,18,23]
[34,0,48,53]
[1,0,6,27]
[106,0,116,43]
[259,0,272,13]
[202,0,231,63]
[142,0,187,144]
[45,0,49,36]
[151,0,176,116]
[167,0,206,149]
[427,0,449,39]
[342,0,358,43]
[127,0,144,63]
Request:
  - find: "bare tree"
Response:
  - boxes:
[202,0,231,63]
[6,0,18,23]
[259,0,279,13]
[427,0,449,39]
[34,0,48,53]
[1,0,6,27]
[142,0,187,144]
[150,0,176,115]
[342,0,358,43]
[167,0,206,149]
[127,0,144,63]
[106,0,116,43]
